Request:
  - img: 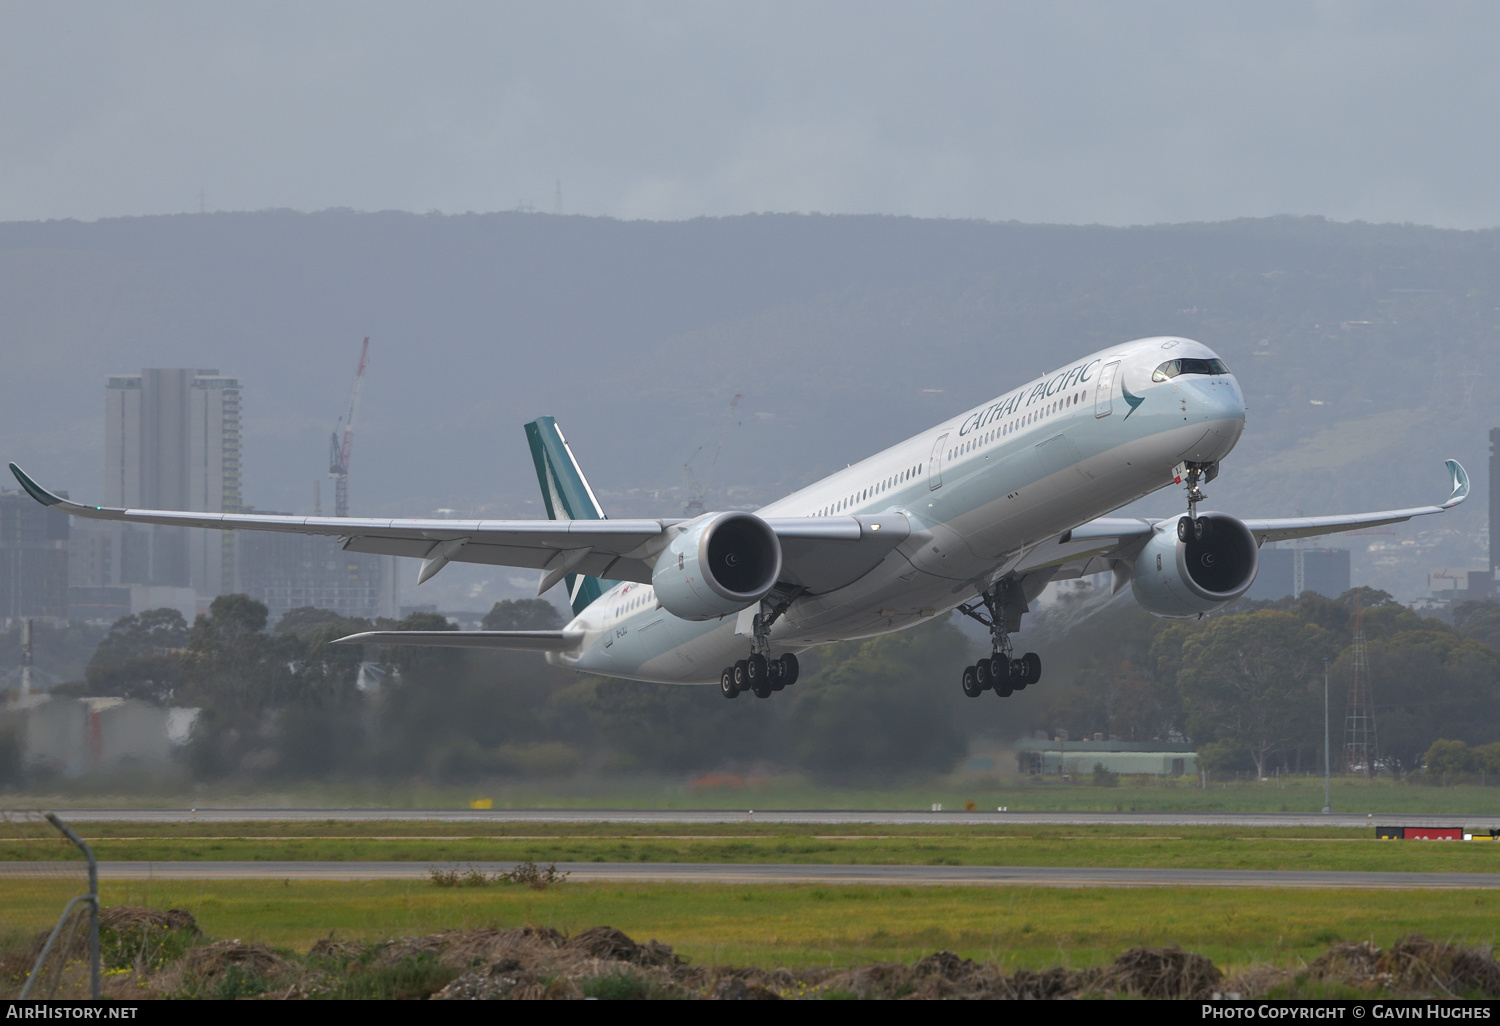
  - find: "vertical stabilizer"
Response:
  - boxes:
[524,417,614,615]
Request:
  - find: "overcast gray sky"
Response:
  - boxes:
[2,1,1498,228]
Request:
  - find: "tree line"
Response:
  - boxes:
[9,586,1500,785]
[1013,586,1500,780]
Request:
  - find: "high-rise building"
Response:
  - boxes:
[1491,428,1498,583]
[99,369,242,598]
[0,489,70,621]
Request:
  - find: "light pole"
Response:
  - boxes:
[1322,657,1332,814]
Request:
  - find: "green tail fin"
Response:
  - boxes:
[524,416,615,616]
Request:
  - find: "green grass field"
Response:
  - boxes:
[5,821,1499,873]
[9,773,1500,815]
[7,877,1498,974]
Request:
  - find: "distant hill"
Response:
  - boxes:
[2,210,1494,602]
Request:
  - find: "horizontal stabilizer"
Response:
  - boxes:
[333,630,583,652]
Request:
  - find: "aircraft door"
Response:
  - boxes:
[928,433,948,490]
[1095,360,1120,418]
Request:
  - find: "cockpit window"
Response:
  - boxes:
[1151,357,1230,382]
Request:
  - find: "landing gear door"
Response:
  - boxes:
[928,433,948,490]
[1095,360,1120,418]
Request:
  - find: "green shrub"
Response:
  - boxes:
[581,969,656,1000]
[327,955,457,1000]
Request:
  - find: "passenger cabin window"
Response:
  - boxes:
[1151,357,1230,382]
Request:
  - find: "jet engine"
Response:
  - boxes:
[651,511,782,621]
[1130,512,1259,618]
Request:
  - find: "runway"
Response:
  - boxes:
[2,860,1496,889]
[18,808,1500,829]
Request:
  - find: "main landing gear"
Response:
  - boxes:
[720,653,800,700]
[720,597,801,699]
[961,651,1040,698]
[956,579,1040,699]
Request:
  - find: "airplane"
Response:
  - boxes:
[10,336,1469,701]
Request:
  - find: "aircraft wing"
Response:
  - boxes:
[9,464,909,595]
[335,630,584,651]
[1237,458,1469,543]
[1030,458,1469,579]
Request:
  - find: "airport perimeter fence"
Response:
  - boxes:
[1,810,99,999]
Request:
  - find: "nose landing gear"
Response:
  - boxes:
[1176,461,1219,542]
[956,580,1040,699]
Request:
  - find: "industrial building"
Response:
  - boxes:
[1015,736,1198,777]
[0,694,197,779]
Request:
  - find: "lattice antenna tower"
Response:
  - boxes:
[1343,594,1378,776]
[1291,509,1306,598]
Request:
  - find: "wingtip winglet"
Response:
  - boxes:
[1443,459,1469,508]
[8,463,65,507]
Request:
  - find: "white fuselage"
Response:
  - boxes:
[552,336,1246,684]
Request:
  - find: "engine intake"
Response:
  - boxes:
[651,511,782,621]
[1130,512,1259,618]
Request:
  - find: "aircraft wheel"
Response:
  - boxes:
[1020,652,1042,687]
[1196,517,1212,541]
[996,681,1014,698]
[720,666,739,699]
[961,665,982,698]
[780,653,800,687]
[747,653,769,685]
[988,653,1007,683]
[973,658,992,691]
[752,684,773,699]
[1177,516,1192,543]
[732,660,750,690]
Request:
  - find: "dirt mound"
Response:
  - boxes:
[1099,945,1222,1000]
[178,939,294,980]
[1004,966,1088,1000]
[711,976,782,1000]
[30,913,1500,1001]
[365,926,568,971]
[306,935,366,961]
[566,926,681,968]
[1306,935,1500,997]
[432,925,707,1000]
[1378,935,1500,998]
[818,952,1009,999]
[1309,941,1382,984]
[100,906,199,935]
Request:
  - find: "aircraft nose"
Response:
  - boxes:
[1181,375,1245,422]
[1187,376,1246,460]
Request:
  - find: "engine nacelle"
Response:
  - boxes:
[1130,512,1259,618]
[651,511,782,621]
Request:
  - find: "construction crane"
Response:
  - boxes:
[682,391,742,517]
[328,337,370,518]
